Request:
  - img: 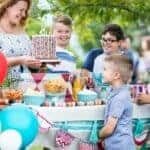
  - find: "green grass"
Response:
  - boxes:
[29,145,43,150]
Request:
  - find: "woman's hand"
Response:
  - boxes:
[21,56,41,69]
[136,93,150,104]
[7,56,41,68]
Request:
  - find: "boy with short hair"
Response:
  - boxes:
[82,24,138,84]
[93,24,125,74]
[99,54,135,150]
[48,14,76,73]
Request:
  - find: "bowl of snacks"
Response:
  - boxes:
[44,78,67,103]
[3,89,23,102]
[23,88,45,106]
[77,89,97,102]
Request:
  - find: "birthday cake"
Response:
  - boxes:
[31,35,57,60]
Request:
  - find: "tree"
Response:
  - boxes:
[46,0,150,50]
[26,0,150,67]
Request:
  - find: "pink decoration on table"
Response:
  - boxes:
[134,131,149,146]
[61,73,70,82]
[86,77,95,89]
[79,142,99,150]
[31,73,45,91]
[130,84,150,99]
[61,73,74,102]
[55,130,74,148]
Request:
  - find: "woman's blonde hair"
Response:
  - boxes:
[0,0,31,26]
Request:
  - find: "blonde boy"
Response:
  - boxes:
[48,14,76,73]
[99,54,135,150]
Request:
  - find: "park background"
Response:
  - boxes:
[26,0,150,67]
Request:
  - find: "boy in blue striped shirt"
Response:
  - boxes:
[47,14,76,73]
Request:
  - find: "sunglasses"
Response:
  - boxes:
[101,38,118,43]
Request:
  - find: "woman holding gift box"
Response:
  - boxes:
[0,0,41,87]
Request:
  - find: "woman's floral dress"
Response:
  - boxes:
[0,33,31,88]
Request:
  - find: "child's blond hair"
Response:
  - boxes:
[105,54,133,83]
[52,14,72,27]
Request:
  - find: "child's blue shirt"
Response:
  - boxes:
[104,85,135,150]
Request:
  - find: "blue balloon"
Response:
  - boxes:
[0,104,39,148]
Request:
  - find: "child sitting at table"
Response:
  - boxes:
[98,54,135,150]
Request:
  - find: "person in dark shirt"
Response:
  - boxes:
[82,48,103,72]
[82,25,139,83]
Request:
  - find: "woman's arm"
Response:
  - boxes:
[7,56,24,67]
[7,56,41,68]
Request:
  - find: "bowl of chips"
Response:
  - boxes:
[44,78,67,103]
[44,78,67,93]
[3,89,23,101]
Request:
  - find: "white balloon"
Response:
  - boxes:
[0,129,22,150]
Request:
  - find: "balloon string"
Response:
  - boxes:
[36,111,54,127]
[29,107,54,128]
